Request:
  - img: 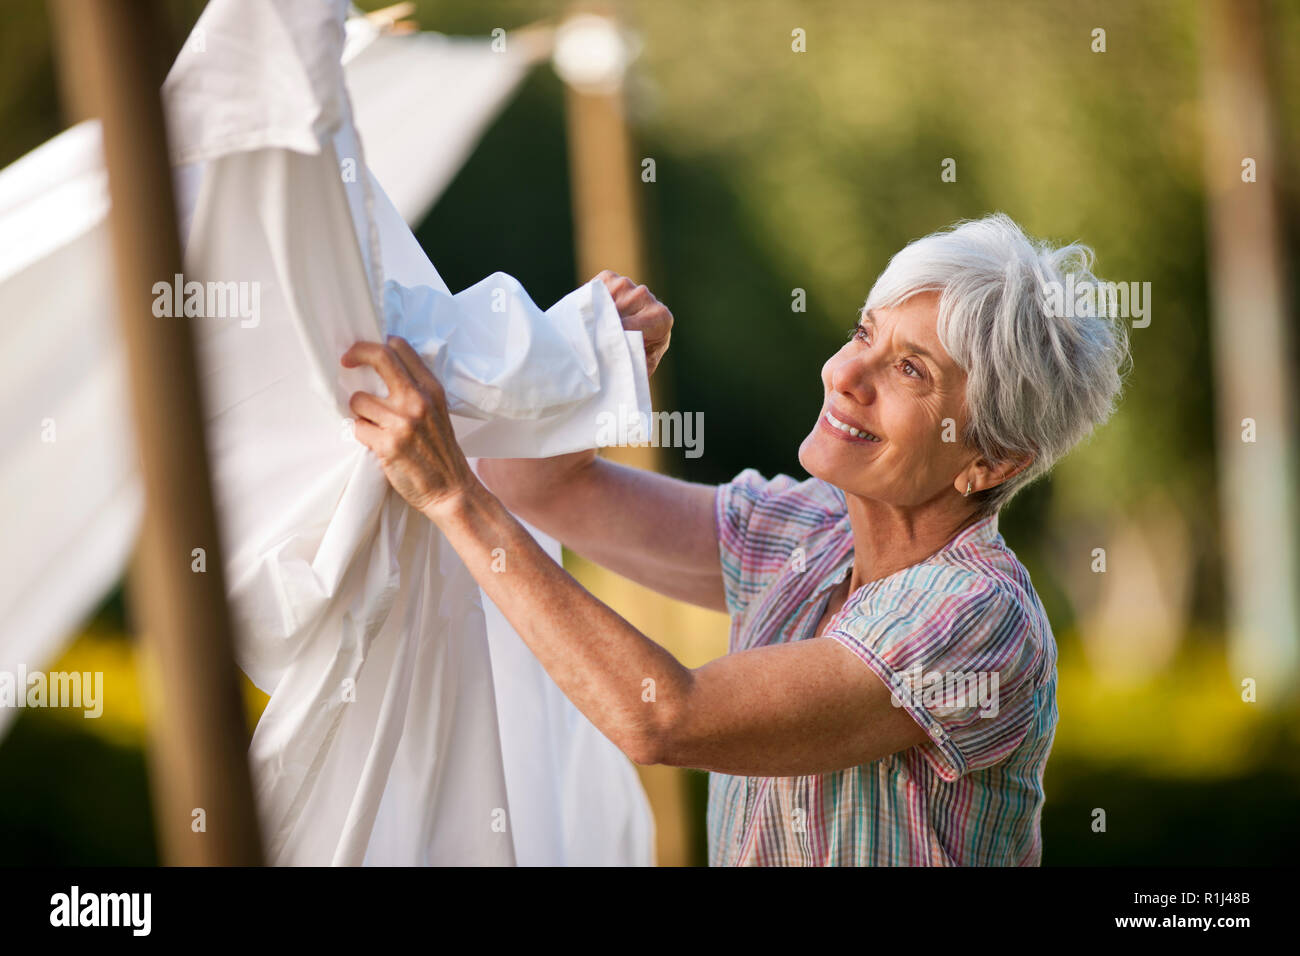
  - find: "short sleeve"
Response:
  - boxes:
[827,574,1042,782]
[714,468,803,617]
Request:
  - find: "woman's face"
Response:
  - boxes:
[798,291,977,508]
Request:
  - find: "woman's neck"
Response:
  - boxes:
[842,492,983,593]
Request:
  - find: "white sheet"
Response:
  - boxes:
[0,123,141,723]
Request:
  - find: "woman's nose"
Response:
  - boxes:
[828,353,876,405]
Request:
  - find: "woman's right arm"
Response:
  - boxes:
[477,452,726,613]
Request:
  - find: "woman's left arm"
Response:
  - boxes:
[342,337,929,775]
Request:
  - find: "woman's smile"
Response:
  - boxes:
[820,406,883,444]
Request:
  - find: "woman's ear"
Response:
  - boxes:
[977,451,1035,491]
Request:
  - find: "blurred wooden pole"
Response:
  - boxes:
[1203,0,1299,707]
[558,3,702,867]
[560,3,661,473]
[49,0,263,864]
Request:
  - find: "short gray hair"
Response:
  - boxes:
[863,213,1131,514]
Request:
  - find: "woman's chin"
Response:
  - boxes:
[796,432,818,473]
[798,431,842,482]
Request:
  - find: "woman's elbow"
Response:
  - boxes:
[618,693,692,768]
[621,734,664,767]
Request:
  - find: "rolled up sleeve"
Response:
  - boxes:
[827,574,1042,782]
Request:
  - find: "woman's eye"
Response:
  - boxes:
[901,360,921,378]
[847,324,868,343]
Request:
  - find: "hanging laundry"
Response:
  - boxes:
[0,0,654,865]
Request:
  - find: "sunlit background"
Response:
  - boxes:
[2,0,1298,865]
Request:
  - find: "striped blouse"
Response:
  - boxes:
[708,468,1058,866]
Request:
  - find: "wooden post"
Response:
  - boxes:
[1203,0,1300,706]
[556,3,708,868]
[559,3,663,474]
[49,0,263,864]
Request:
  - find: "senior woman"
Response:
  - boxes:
[340,213,1129,866]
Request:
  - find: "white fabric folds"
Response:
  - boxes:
[0,0,654,865]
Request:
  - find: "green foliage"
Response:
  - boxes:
[0,711,158,866]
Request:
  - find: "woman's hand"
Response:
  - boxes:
[596,270,673,376]
[341,335,478,518]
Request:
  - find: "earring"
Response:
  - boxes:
[963,480,972,497]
